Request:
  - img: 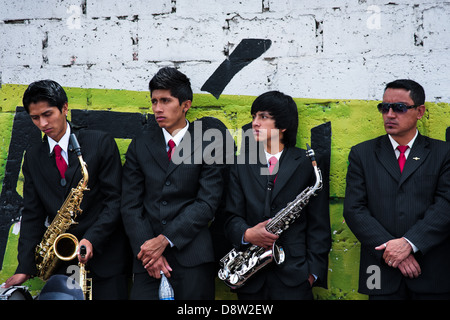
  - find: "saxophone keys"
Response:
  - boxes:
[218,269,228,281]
[230,274,239,285]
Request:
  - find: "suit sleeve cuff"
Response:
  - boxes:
[403,237,419,253]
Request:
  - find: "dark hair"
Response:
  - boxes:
[251,90,299,147]
[22,80,68,113]
[149,67,193,104]
[384,79,425,106]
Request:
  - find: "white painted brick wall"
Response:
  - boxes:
[0,24,43,67]
[0,0,449,102]
[0,0,78,20]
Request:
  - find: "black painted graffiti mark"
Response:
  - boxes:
[71,109,150,139]
[311,121,332,196]
[0,107,41,268]
[201,39,272,99]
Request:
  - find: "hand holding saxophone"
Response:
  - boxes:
[77,239,93,264]
[244,220,279,249]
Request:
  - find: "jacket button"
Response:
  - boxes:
[162,220,167,225]
[165,181,171,186]
[162,200,168,206]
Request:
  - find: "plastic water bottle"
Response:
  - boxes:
[158,272,174,300]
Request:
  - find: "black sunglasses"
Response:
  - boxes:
[377,102,420,114]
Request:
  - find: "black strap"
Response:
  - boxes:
[263,174,276,219]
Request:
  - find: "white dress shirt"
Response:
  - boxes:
[47,123,71,165]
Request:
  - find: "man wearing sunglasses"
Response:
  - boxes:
[344,79,450,299]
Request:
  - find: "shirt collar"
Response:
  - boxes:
[264,149,284,165]
[162,120,189,147]
[48,123,71,153]
[388,129,418,151]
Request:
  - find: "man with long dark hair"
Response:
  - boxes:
[224,91,331,299]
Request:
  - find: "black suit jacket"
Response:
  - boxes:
[17,125,128,279]
[121,120,225,273]
[224,146,331,293]
[343,133,450,295]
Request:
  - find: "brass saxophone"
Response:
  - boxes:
[218,144,323,289]
[35,133,92,299]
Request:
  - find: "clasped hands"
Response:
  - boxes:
[375,237,421,279]
[138,234,172,279]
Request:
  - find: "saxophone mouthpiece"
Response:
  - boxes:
[70,134,82,157]
[306,143,316,165]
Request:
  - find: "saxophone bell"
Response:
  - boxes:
[53,233,79,261]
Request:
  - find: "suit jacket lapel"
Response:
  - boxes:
[271,148,301,200]
[246,147,302,200]
[65,148,81,189]
[375,135,401,183]
[65,129,81,190]
[246,143,270,191]
[143,125,169,171]
[144,121,201,176]
[166,121,202,176]
[38,136,74,197]
[399,133,429,186]
[38,137,60,188]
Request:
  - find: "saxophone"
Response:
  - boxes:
[218,144,323,289]
[35,133,92,299]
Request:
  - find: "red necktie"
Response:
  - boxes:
[268,156,278,174]
[397,145,408,172]
[54,145,67,178]
[167,139,175,161]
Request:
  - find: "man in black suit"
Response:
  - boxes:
[121,67,225,299]
[344,79,450,299]
[224,91,331,300]
[2,80,129,299]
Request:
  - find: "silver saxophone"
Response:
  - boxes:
[218,144,323,289]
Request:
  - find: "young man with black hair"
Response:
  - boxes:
[2,80,129,299]
[224,91,331,300]
[121,67,225,299]
[344,79,450,299]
